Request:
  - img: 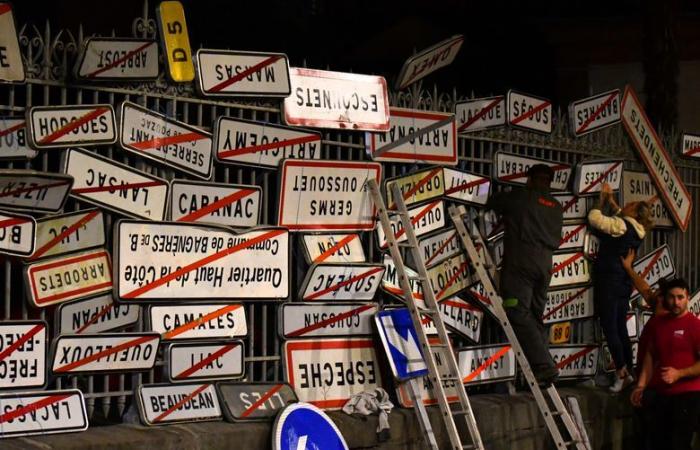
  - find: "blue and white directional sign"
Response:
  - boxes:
[273,402,348,450]
[375,308,428,380]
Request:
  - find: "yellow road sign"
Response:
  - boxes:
[549,321,571,344]
[156,1,194,82]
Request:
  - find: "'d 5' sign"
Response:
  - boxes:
[156,1,194,82]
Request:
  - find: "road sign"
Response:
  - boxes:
[507,90,552,134]
[572,159,623,196]
[427,253,472,301]
[278,160,382,232]
[630,245,675,299]
[56,293,139,334]
[375,308,428,380]
[621,85,692,231]
[626,312,639,338]
[553,192,587,221]
[156,0,194,82]
[549,322,571,344]
[549,252,589,288]
[273,402,349,450]
[493,151,571,191]
[0,389,87,438]
[602,341,638,372]
[622,170,673,228]
[284,338,382,409]
[438,296,483,342]
[395,35,464,90]
[458,344,516,386]
[557,223,588,251]
[119,101,213,179]
[28,104,116,149]
[299,263,384,302]
[218,382,297,422]
[455,95,506,133]
[196,49,290,97]
[50,332,160,374]
[147,303,247,340]
[0,210,35,256]
[280,303,377,338]
[284,68,390,131]
[170,179,261,228]
[681,133,700,159]
[376,199,445,249]
[0,321,47,390]
[443,168,490,205]
[0,117,36,159]
[0,2,25,83]
[115,221,289,301]
[551,345,598,380]
[301,233,366,264]
[31,208,105,260]
[25,248,112,308]
[367,108,457,165]
[418,227,461,268]
[689,291,700,317]
[0,170,72,213]
[384,166,444,209]
[582,231,599,260]
[395,337,459,407]
[381,254,423,303]
[542,285,594,324]
[137,383,221,425]
[166,340,244,382]
[63,147,169,220]
[486,232,504,268]
[74,37,159,80]
[568,89,621,137]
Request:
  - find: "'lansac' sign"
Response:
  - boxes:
[28,104,117,149]
[74,37,159,80]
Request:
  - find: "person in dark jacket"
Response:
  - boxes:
[487,163,563,385]
[588,182,653,392]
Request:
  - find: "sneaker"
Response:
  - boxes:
[609,374,634,393]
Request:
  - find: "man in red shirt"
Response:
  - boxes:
[631,278,700,449]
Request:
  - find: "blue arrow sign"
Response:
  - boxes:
[273,402,348,450]
[375,308,428,380]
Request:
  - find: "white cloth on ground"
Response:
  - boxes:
[342,387,394,433]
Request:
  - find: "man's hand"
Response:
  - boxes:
[661,367,682,384]
[631,386,644,407]
[600,183,613,196]
[620,249,636,270]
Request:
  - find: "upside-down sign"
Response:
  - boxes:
[298,263,384,302]
[395,35,464,90]
[572,159,624,196]
[0,390,88,439]
[568,90,621,137]
[493,151,571,191]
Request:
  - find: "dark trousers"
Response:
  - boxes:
[648,391,700,450]
[595,279,634,371]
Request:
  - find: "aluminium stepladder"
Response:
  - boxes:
[449,204,591,450]
[368,178,484,450]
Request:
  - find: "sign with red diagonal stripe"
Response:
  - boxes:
[50,332,160,374]
[550,345,598,379]
[543,285,594,324]
[622,170,673,228]
[553,192,587,220]
[166,340,244,382]
[278,160,382,232]
[443,168,490,205]
[75,37,159,80]
[137,383,222,425]
[549,251,590,288]
[493,151,572,191]
[572,159,623,196]
[376,200,445,248]
[56,293,139,334]
[169,179,261,228]
[458,344,515,385]
[0,117,36,159]
[384,166,444,209]
[427,253,473,301]
[681,132,700,159]
[367,108,457,165]
[396,337,460,407]
[419,227,461,268]
[582,231,599,261]
[558,223,588,251]
[507,90,552,134]
[0,321,47,390]
[381,254,424,303]
[217,382,297,422]
[395,35,463,90]
[455,95,506,133]
[568,89,621,137]
[196,49,291,97]
[438,296,483,342]
[31,208,104,260]
[63,148,168,220]
[0,170,73,213]
[0,2,24,82]
[630,245,675,300]
[28,104,116,149]
[116,221,289,301]
[281,303,378,338]
[25,248,112,308]
[688,290,700,317]
[621,85,692,231]
[0,210,35,256]
[301,233,366,264]
[119,101,213,179]
[147,303,247,340]
[299,263,384,301]
[0,389,88,438]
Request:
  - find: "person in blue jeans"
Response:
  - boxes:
[588,182,653,392]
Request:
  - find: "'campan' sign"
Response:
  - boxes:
[381,254,423,303]
[572,159,623,196]
[507,90,552,134]
[166,340,244,382]
[493,151,571,191]
[50,332,160,374]
[299,263,384,302]
[115,221,289,301]
[284,338,382,410]
[376,200,445,249]
[0,321,47,390]
[25,248,112,308]
[418,227,461,268]
[0,2,25,83]
[384,166,444,209]
[169,180,261,228]
[278,160,382,232]
[74,37,159,80]
[63,147,169,220]
[280,303,377,338]
[443,168,490,206]
[622,170,673,228]
[284,68,390,131]
[0,118,36,159]
[301,233,366,264]
[630,245,675,300]
[0,170,72,213]
[427,253,473,301]
[438,296,483,342]
[31,208,105,260]
[367,108,457,165]
[621,85,692,231]
[55,293,139,334]
[568,89,621,137]
[681,133,700,159]
[582,231,599,260]
[214,117,321,169]
[458,344,515,386]
[196,49,290,97]
[28,104,117,149]
[396,338,459,407]
[558,223,588,251]
[0,210,35,257]
[551,345,598,380]
[454,96,506,133]
[542,285,594,324]
[0,389,88,439]
[147,303,247,341]
[119,101,213,179]
[137,383,221,425]
[553,193,587,221]
[549,252,589,288]
[395,35,463,90]
[217,382,297,422]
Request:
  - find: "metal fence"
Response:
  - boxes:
[2,5,700,423]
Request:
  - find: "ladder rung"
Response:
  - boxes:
[440,375,461,382]
[429,343,449,348]
[418,308,439,316]
[462,445,478,449]
[398,241,414,248]
[408,274,426,281]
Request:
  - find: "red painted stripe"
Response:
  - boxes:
[76,303,114,334]
[424,231,458,267]
[443,177,489,196]
[463,346,511,382]
[541,286,590,321]
[555,346,597,370]
[558,224,586,247]
[550,252,584,275]
[0,217,30,229]
[458,98,502,132]
[36,281,112,305]
[304,267,383,300]
[0,4,12,15]
[0,324,43,363]
[287,304,374,337]
[177,189,257,222]
[0,394,72,424]
[218,134,319,159]
[31,210,100,260]
[54,335,157,373]
[639,250,664,279]
[72,181,163,195]
[86,41,154,78]
[153,384,210,423]
[576,91,618,134]
[130,131,206,151]
[511,100,551,125]
[174,344,237,379]
[500,163,568,182]
[38,107,110,144]
[240,384,283,418]
[435,260,470,301]
[684,146,700,157]
[0,121,24,139]
[385,200,440,246]
[162,304,242,340]
[208,55,283,92]
[578,161,622,196]
[389,167,442,208]
[561,196,581,214]
[0,180,70,199]
[314,234,358,263]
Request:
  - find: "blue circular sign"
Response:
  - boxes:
[273,402,348,450]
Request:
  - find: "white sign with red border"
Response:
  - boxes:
[0,118,36,159]
[299,263,384,302]
[493,151,571,191]
[458,344,515,386]
[549,251,590,288]
[0,170,73,213]
[507,90,552,134]
[167,340,244,382]
[551,345,598,379]
[542,285,594,324]
[376,199,445,249]
[0,2,25,83]
[301,234,366,264]
[455,96,506,133]
[0,210,35,256]
[196,49,290,97]
[169,180,261,228]
[280,303,377,338]
[630,245,675,299]
[56,293,139,334]
[0,321,47,390]
[147,303,247,341]
[622,170,673,228]
[443,168,490,205]
[0,389,88,439]
[31,208,105,260]
[75,38,159,80]
[681,133,700,159]
[395,35,464,90]
[568,89,621,137]
[137,383,221,425]
[572,159,623,196]
[28,104,117,149]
